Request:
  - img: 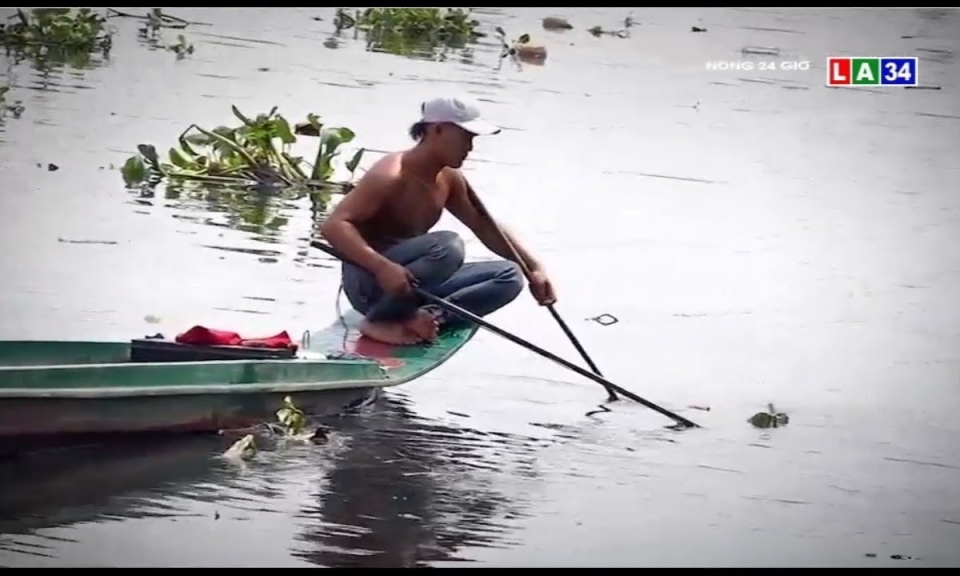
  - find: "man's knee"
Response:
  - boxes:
[496,260,524,302]
[426,230,465,267]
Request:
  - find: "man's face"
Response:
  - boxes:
[434,123,475,168]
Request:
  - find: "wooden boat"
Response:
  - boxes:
[0,310,477,451]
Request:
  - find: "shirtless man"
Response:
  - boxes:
[319,95,557,345]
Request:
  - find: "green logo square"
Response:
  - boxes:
[852,58,880,85]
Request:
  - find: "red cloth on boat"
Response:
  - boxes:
[175,326,298,352]
[240,332,297,350]
[176,326,242,346]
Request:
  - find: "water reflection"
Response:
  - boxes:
[1,47,106,106]
[365,33,477,65]
[294,393,543,567]
[128,180,336,264]
[0,436,227,543]
[0,393,546,567]
[162,182,298,239]
[4,44,110,76]
[0,19,109,135]
[0,73,24,133]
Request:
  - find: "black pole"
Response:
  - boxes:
[311,240,699,429]
[463,182,619,402]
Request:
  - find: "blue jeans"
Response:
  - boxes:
[341,231,524,328]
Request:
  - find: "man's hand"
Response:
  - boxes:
[375,261,417,297]
[528,268,557,306]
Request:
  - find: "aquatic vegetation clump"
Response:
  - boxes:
[167,34,194,59]
[0,8,112,53]
[357,7,480,40]
[748,403,789,429]
[335,7,483,55]
[108,9,196,60]
[120,105,364,191]
[106,8,191,33]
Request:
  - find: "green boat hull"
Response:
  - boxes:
[0,310,477,447]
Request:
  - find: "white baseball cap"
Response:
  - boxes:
[419,95,501,136]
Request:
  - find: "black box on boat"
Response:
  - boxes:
[129,339,295,363]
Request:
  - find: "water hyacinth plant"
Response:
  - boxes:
[120,105,365,191]
[1,8,113,69]
[357,7,480,40]
[0,8,112,53]
[335,7,483,55]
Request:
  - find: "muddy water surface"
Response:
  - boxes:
[1,7,959,567]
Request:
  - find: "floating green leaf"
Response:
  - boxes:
[314,126,355,181]
[231,105,253,126]
[273,117,295,145]
[747,403,790,429]
[345,147,365,177]
[137,144,160,170]
[276,395,307,436]
[168,147,195,169]
[121,156,146,187]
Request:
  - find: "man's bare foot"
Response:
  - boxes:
[358,319,420,345]
[402,308,439,343]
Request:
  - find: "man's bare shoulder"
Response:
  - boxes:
[349,151,403,191]
[334,154,404,214]
[439,166,468,193]
[338,153,402,206]
[364,152,404,179]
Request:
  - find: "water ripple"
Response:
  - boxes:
[0,393,554,567]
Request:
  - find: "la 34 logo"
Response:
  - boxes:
[827,57,918,86]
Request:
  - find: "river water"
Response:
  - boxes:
[1,7,958,567]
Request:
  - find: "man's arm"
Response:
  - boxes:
[319,167,396,276]
[444,171,544,274]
